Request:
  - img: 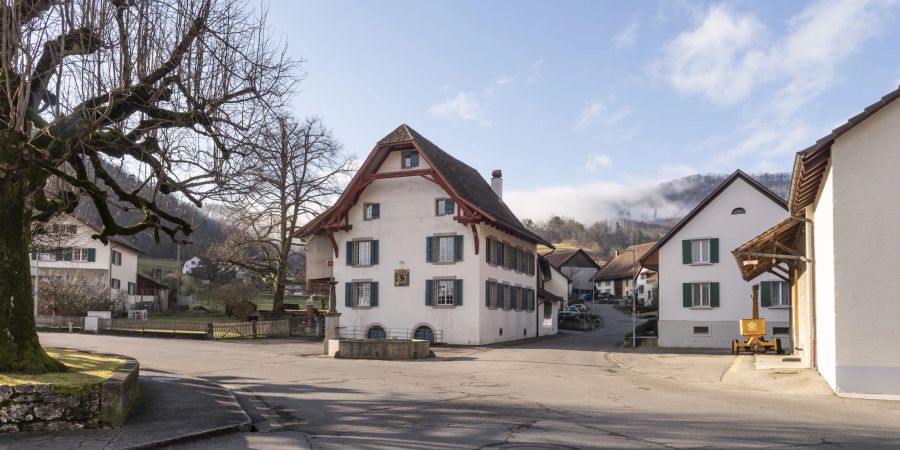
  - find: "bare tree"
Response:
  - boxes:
[211,114,348,314]
[0,0,298,372]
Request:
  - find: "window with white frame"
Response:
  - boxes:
[356,282,372,307]
[436,279,455,305]
[692,282,711,307]
[110,278,121,290]
[691,239,710,264]
[437,236,455,262]
[348,240,378,266]
[401,150,419,169]
[435,198,454,216]
[72,248,90,262]
[770,281,790,307]
[363,203,380,220]
[111,250,122,266]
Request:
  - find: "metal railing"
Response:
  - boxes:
[35,315,84,330]
[337,326,444,343]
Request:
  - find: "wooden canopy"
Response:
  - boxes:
[732,218,806,282]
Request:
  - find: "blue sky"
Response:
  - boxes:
[267,0,900,222]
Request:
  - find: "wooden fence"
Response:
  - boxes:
[36,315,313,340]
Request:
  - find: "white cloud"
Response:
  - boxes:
[657,0,898,111]
[428,92,492,127]
[574,101,606,131]
[614,21,639,48]
[525,58,544,84]
[585,154,612,171]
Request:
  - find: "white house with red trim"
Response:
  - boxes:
[641,171,790,348]
[300,125,560,345]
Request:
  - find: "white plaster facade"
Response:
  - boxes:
[652,174,790,348]
[182,256,202,275]
[302,127,552,345]
[30,215,141,307]
[790,95,900,396]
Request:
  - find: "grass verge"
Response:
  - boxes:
[0,349,124,387]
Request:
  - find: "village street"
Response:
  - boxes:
[24,306,900,449]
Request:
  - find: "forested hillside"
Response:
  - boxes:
[525,172,790,261]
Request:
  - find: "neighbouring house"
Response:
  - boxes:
[542,248,601,301]
[300,125,554,345]
[537,255,569,336]
[30,214,143,309]
[594,242,656,300]
[733,87,900,396]
[641,170,789,348]
[635,268,657,307]
[181,256,202,275]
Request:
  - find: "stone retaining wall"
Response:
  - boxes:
[0,353,139,433]
[336,339,432,360]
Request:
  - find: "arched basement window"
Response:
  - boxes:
[731,207,746,215]
[367,325,386,340]
[414,326,434,342]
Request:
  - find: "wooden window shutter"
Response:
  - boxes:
[497,284,504,309]
[710,238,719,263]
[444,199,454,215]
[346,241,353,265]
[425,280,435,306]
[86,248,95,262]
[371,282,379,307]
[682,240,692,264]
[710,282,720,308]
[426,237,434,263]
[453,279,463,306]
[411,152,419,167]
[345,283,353,307]
[371,240,379,265]
[486,237,493,263]
[682,283,692,308]
[453,235,463,262]
[511,287,518,310]
[760,281,771,307]
[372,203,380,219]
[485,281,491,307]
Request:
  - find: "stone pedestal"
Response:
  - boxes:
[323,313,341,355]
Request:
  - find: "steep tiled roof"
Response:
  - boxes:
[595,242,656,281]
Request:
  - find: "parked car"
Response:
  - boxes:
[573,304,589,312]
[558,306,579,317]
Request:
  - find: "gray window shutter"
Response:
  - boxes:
[425,280,435,306]
[682,240,692,264]
[682,283,692,308]
[454,235,463,262]
[710,238,719,263]
[371,240,379,265]
[453,279,463,306]
[85,249,94,262]
[444,199,454,215]
[710,282,720,308]
[345,283,353,307]
[426,237,434,263]
[346,241,353,265]
[371,282,379,307]
[760,281,772,307]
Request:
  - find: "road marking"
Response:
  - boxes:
[723,355,743,380]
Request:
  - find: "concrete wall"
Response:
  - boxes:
[305,234,334,281]
[336,339,431,360]
[811,165,838,390]
[825,98,900,395]
[658,177,789,348]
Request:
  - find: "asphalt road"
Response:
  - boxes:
[39,305,900,449]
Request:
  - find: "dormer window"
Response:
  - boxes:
[731,207,746,215]
[401,150,419,169]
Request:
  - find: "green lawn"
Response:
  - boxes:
[150,310,230,322]
[253,294,328,311]
[138,257,178,277]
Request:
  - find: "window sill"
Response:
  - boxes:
[350,264,377,268]
[352,306,374,309]
[689,262,713,266]
[690,306,715,310]
[432,305,458,309]
[767,306,790,309]
[432,261,459,265]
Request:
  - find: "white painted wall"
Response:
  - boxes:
[327,152,540,345]
[658,177,789,347]
[811,165,837,389]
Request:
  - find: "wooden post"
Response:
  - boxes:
[751,284,760,320]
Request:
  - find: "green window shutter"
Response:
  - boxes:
[371,240,379,265]
[682,240,692,264]
[486,237,493,263]
[370,282,379,307]
[445,199,454,215]
[511,287,518,310]
[760,281,772,307]
[346,241,353,265]
[372,203,380,219]
[31,252,37,260]
[425,280,435,306]
[426,237,434,263]
[85,249,94,262]
[485,281,491,307]
[411,152,419,167]
[345,283,353,307]
[454,235,463,262]
[710,282,720,308]
[682,283,692,308]
[498,285,505,309]
[453,279,463,306]
[710,238,719,263]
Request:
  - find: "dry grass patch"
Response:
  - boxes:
[0,349,124,387]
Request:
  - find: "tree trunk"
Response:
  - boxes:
[271,266,286,315]
[0,172,65,373]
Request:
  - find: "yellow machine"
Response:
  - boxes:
[731,285,784,354]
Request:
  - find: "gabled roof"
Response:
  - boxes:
[790,85,900,215]
[543,248,601,271]
[595,242,656,281]
[640,170,787,270]
[299,124,550,246]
